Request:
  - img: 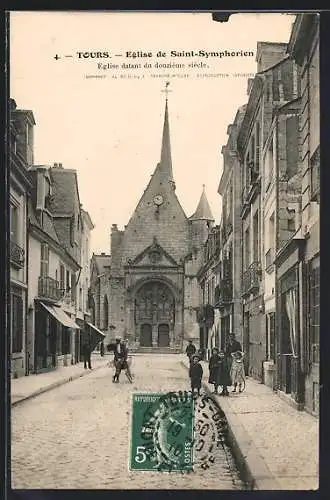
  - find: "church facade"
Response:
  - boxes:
[93,99,214,351]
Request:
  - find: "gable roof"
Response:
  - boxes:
[130,237,178,267]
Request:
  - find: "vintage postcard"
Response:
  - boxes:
[8,10,319,491]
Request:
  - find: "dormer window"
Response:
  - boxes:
[44,179,53,211]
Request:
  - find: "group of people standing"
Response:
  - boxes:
[187,334,246,397]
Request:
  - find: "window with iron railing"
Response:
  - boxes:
[309,264,320,364]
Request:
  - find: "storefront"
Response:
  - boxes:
[275,236,305,409]
[34,301,80,373]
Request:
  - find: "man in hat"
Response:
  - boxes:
[112,336,127,383]
[82,332,92,370]
[185,339,196,365]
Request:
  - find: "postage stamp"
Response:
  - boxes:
[130,391,195,472]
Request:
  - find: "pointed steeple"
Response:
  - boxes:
[190,185,214,221]
[159,85,175,186]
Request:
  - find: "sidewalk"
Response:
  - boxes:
[11,354,109,407]
[181,357,319,490]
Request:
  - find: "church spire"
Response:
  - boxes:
[159,83,174,184]
[190,185,214,221]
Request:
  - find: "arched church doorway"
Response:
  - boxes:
[134,281,175,347]
[158,324,170,347]
[140,324,152,347]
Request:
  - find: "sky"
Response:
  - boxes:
[10,11,295,255]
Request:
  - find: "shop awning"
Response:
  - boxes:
[87,322,106,338]
[40,302,80,329]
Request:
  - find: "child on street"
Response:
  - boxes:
[189,355,203,397]
[230,351,245,393]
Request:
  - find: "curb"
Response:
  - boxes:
[180,359,281,491]
[11,362,108,408]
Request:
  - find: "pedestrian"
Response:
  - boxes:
[185,339,196,364]
[230,351,246,393]
[189,354,203,398]
[225,333,242,378]
[208,347,220,394]
[121,339,133,383]
[113,337,125,383]
[82,333,92,370]
[216,350,231,396]
[100,342,104,357]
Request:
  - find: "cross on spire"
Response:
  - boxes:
[161,81,172,101]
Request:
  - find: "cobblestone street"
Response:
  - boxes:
[11,355,245,490]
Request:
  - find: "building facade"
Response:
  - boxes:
[9,99,33,378]
[217,106,246,353]
[281,13,320,415]
[91,99,213,351]
[27,164,82,372]
[237,43,299,381]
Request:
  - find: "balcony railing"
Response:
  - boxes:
[197,304,214,327]
[242,261,261,296]
[10,240,25,268]
[38,276,62,301]
[215,278,233,306]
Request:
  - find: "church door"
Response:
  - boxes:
[158,324,170,347]
[135,281,175,348]
[140,324,152,347]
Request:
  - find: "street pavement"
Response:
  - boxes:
[181,357,319,490]
[11,354,245,490]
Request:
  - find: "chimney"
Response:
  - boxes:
[111,224,118,232]
[256,42,287,73]
[101,252,105,256]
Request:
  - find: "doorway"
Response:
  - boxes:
[158,323,170,347]
[140,323,152,347]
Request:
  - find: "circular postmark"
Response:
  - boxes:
[193,393,228,471]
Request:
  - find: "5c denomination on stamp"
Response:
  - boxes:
[129,392,194,472]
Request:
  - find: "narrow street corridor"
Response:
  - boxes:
[11,355,244,490]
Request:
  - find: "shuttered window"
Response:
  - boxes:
[40,242,49,277]
[12,294,23,353]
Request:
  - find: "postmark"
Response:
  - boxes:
[129,390,229,473]
[130,391,194,472]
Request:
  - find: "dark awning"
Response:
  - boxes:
[40,302,80,329]
[87,322,106,338]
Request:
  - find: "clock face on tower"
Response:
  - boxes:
[153,194,164,206]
